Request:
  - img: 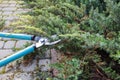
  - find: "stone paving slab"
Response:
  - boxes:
[4,16,19,21]
[13,73,33,80]
[51,49,61,64]
[4,41,16,49]
[19,60,37,72]
[45,50,51,58]
[0,72,33,80]
[0,4,9,7]
[0,41,4,48]
[0,73,14,80]
[39,59,51,71]
[0,7,2,10]
[2,7,17,11]
[9,3,16,7]
[2,11,13,16]
[0,49,13,59]
[15,40,30,48]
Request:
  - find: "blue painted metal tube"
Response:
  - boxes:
[0,32,33,40]
[0,45,35,67]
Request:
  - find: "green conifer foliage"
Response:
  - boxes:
[16,0,120,79]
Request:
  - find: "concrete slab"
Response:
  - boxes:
[4,41,16,49]
[0,4,8,7]
[19,60,37,72]
[2,11,13,16]
[39,59,51,71]
[2,7,17,11]
[15,40,30,48]
[0,49,13,59]
[0,41,5,48]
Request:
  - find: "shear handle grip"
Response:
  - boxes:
[0,45,35,67]
[0,32,33,40]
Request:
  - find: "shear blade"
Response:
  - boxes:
[45,39,61,45]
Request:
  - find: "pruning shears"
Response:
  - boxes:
[0,32,61,67]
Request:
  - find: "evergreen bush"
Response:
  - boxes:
[12,0,120,79]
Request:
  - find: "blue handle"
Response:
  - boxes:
[0,45,35,67]
[0,32,33,40]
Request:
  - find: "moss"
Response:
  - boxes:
[0,67,6,74]
[0,19,5,30]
